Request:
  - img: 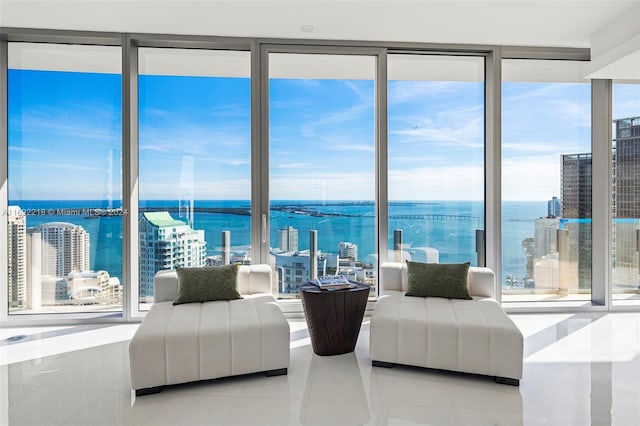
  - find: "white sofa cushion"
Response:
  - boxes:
[370,262,523,383]
[129,265,289,392]
[370,291,523,381]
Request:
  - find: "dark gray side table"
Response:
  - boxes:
[299,282,370,356]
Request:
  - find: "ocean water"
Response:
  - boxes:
[12,199,547,285]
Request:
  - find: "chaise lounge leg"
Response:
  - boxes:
[372,360,394,368]
[495,377,519,386]
[266,368,288,377]
[135,386,162,396]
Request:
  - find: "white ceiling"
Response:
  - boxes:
[0,0,638,48]
[2,1,640,80]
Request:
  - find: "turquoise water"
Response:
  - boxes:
[12,200,547,285]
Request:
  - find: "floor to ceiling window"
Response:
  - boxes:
[268,52,376,298]
[502,59,592,302]
[387,54,485,266]
[6,28,637,322]
[612,82,640,305]
[6,42,123,314]
[137,48,251,309]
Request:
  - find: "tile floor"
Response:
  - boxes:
[1,313,640,425]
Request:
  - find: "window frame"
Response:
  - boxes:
[0,29,124,324]
[499,57,595,306]
[129,38,253,317]
[4,27,626,327]
[260,44,383,303]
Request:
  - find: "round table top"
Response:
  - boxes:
[299,281,371,294]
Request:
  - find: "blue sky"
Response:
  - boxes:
[138,75,251,201]
[388,80,484,201]
[8,69,639,202]
[270,78,375,201]
[502,82,591,201]
[8,70,121,201]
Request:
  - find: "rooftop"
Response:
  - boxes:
[141,211,186,228]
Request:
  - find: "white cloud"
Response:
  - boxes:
[139,144,170,153]
[16,160,101,172]
[502,83,566,104]
[270,99,312,110]
[139,121,250,156]
[208,104,250,119]
[8,146,47,154]
[141,178,251,200]
[614,99,640,119]
[324,143,374,153]
[389,155,441,164]
[270,171,374,200]
[502,141,566,153]
[144,107,172,120]
[10,106,119,142]
[388,165,484,200]
[389,89,484,150]
[392,126,483,148]
[343,81,374,103]
[613,84,640,119]
[301,102,373,138]
[276,162,315,169]
[548,99,590,128]
[502,154,561,201]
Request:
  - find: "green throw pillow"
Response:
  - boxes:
[405,261,472,299]
[173,264,242,305]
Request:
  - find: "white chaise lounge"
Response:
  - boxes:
[129,265,290,396]
[370,262,523,385]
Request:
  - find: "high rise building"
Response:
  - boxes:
[338,242,358,260]
[558,118,640,291]
[561,153,592,219]
[8,206,27,308]
[278,226,299,252]
[613,116,640,218]
[612,116,640,288]
[560,153,592,290]
[547,196,561,218]
[27,222,90,277]
[139,211,207,301]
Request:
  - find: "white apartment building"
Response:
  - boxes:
[139,212,206,302]
[7,206,27,308]
[534,218,560,259]
[64,270,121,305]
[338,241,358,260]
[275,250,327,295]
[27,222,90,278]
[278,226,298,252]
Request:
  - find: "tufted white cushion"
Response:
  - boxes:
[370,262,523,384]
[129,265,289,393]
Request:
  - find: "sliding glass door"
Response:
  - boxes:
[268,52,376,298]
[387,54,485,267]
[612,82,640,306]
[7,42,122,315]
[502,59,592,302]
[138,48,251,309]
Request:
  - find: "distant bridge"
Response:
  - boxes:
[139,207,481,221]
[389,214,481,221]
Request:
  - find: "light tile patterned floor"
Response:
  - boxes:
[2,313,640,425]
